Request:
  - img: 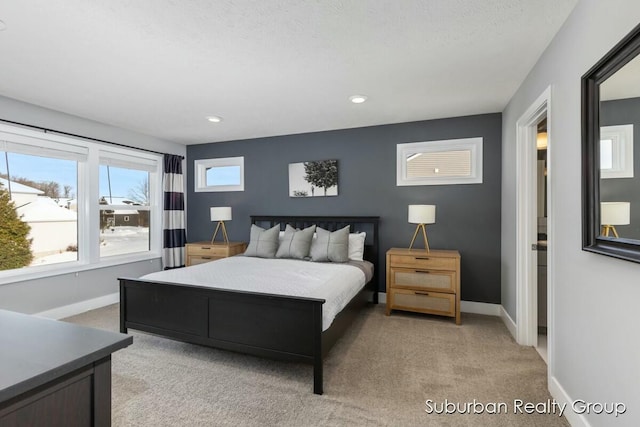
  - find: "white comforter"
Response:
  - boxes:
[141,256,367,330]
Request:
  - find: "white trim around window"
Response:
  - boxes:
[194,156,244,192]
[396,137,483,186]
[600,124,633,179]
[0,123,163,285]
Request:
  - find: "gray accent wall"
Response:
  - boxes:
[600,97,640,240]
[187,114,502,304]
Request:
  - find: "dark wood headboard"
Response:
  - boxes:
[250,215,380,302]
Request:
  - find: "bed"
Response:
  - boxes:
[118,215,379,395]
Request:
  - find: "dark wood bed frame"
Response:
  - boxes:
[119,215,379,395]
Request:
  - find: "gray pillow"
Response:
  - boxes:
[276,224,316,259]
[244,224,280,258]
[310,225,350,262]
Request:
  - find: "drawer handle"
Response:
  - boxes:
[414,291,430,296]
[414,270,431,274]
[201,257,212,260]
[414,257,430,260]
[201,247,211,250]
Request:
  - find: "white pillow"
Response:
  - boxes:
[348,232,366,261]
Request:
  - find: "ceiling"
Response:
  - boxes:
[0,0,577,145]
[601,53,640,101]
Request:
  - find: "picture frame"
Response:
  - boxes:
[288,159,338,197]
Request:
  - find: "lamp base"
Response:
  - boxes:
[601,224,619,238]
[408,223,430,252]
[211,221,230,245]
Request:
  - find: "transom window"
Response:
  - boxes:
[397,137,483,186]
[600,124,633,179]
[194,156,244,192]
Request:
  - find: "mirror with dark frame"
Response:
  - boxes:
[583,23,640,263]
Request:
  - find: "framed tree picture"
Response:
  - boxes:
[288,159,338,197]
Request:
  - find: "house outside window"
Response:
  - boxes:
[0,123,162,283]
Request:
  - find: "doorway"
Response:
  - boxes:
[535,119,548,363]
[515,87,553,369]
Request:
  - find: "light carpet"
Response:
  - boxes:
[64,304,567,426]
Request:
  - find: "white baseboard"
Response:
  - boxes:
[35,292,119,320]
[460,300,501,316]
[377,293,500,317]
[549,375,590,427]
[500,306,517,340]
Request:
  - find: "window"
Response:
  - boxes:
[94,150,161,263]
[0,151,80,268]
[98,161,153,258]
[0,123,162,282]
[600,124,633,178]
[207,165,241,186]
[194,156,244,192]
[397,137,483,186]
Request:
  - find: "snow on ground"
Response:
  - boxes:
[100,226,149,257]
[30,226,149,266]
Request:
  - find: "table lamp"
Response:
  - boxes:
[408,204,436,251]
[601,202,630,238]
[210,207,232,244]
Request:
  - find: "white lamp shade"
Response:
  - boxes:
[210,207,232,221]
[408,205,436,224]
[601,202,630,225]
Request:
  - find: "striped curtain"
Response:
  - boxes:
[162,154,186,269]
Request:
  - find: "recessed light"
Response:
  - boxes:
[349,95,368,104]
[206,116,223,123]
[0,20,6,31]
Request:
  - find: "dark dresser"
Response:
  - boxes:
[0,309,132,426]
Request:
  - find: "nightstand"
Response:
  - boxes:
[185,242,246,266]
[385,248,461,324]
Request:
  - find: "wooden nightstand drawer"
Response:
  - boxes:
[189,256,224,265]
[185,242,246,266]
[390,267,455,292]
[390,289,455,317]
[388,254,456,270]
[188,245,229,256]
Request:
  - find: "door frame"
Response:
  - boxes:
[515,86,553,366]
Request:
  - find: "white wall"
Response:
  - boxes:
[0,94,186,314]
[502,1,640,425]
[10,192,38,207]
[27,221,77,255]
[0,259,161,314]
